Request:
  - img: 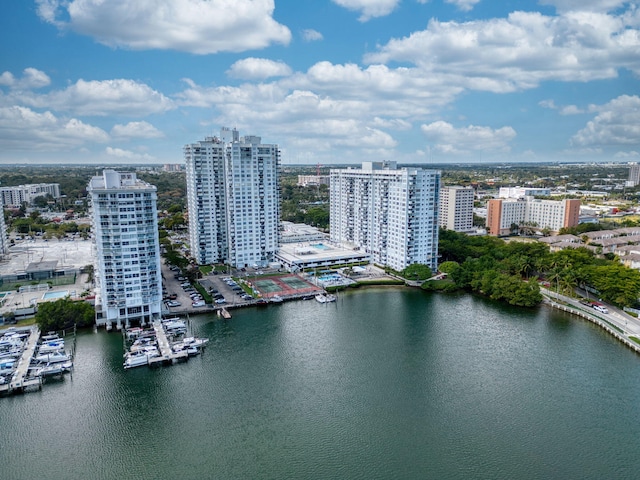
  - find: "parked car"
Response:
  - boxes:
[192,301,206,307]
[166,300,181,307]
[214,298,226,304]
[592,303,609,314]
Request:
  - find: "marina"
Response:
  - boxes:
[123,317,208,369]
[0,327,74,395]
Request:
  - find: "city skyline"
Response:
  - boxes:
[1,1,639,166]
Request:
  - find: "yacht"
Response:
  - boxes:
[124,351,152,369]
[270,295,284,303]
[34,351,71,364]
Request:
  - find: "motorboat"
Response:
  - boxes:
[270,295,283,303]
[182,337,209,348]
[38,340,65,354]
[124,351,151,369]
[38,363,64,376]
[315,293,337,303]
[34,351,71,364]
[125,327,143,340]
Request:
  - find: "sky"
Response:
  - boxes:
[0,1,639,166]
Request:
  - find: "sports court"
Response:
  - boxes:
[251,274,322,299]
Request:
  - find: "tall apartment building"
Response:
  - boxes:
[88,170,163,329]
[486,197,580,236]
[0,194,6,256]
[185,128,280,268]
[0,183,61,208]
[330,162,440,271]
[439,185,474,232]
[628,164,640,187]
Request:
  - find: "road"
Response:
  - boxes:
[542,287,640,338]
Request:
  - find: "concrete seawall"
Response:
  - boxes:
[544,298,640,355]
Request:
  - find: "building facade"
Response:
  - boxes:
[486,197,580,236]
[628,163,640,187]
[0,183,61,208]
[439,185,474,232]
[88,170,163,329]
[297,175,330,187]
[185,128,280,268]
[498,186,551,199]
[0,193,6,256]
[330,162,440,271]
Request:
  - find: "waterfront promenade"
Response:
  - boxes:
[541,287,640,354]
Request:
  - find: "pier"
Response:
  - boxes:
[5,327,41,393]
[148,321,188,366]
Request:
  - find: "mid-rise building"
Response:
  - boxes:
[297,175,330,187]
[498,186,551,199]
[0,183,61,208]
[330,162,440,271]
[88,170,163,329]
[439,186,474,232]
[185,128,280,268]
[486,197,580,236]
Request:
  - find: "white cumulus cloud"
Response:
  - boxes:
[227,58,293,80]
[0,68,51,90]
[19,78,175,116]
[445,0,481,12]
[302,29,324,42]
[0,106,108,151]
[111,121,163,139]
[364,10,640,92]
[421,120,516,154]
[105,147,155,161]
[571,95,640,147]
[36,0,291,54]
[332,0,400,21]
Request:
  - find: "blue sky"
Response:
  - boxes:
[0,0,639,165]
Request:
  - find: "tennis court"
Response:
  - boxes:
[251,274,321,299]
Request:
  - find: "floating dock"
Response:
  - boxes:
[147,321,188,366]
[8,327,41,392]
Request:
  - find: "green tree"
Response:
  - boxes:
[35,298,95,331]
[401,264,432,281]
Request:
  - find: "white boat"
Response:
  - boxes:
[38,363,64,376]
[38,341,65,354]
[315,294,327,303]
[182,337,209,348]
[270,295,283,303]
[34,351,71,364]
[123,351,152,369]
[125,327,143,340]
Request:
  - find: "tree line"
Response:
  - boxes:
[430,229,640,309]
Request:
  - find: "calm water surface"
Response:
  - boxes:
[2,289,639,479]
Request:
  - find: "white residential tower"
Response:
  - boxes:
[185,128,280,268]
[88,170,163,329]
[330,162,440,271]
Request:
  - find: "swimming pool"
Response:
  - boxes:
[42,290,69,300]
[311,243,331,250]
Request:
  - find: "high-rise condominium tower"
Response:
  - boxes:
[330,162,440,271]
[439,185,475,232]
[88,170,162,329]
[185,127,280,268]
[0,192,6,256]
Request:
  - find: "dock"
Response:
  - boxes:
[8,327,41,393]
[148,321,188,366]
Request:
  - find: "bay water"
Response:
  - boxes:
[2,289,639,479]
